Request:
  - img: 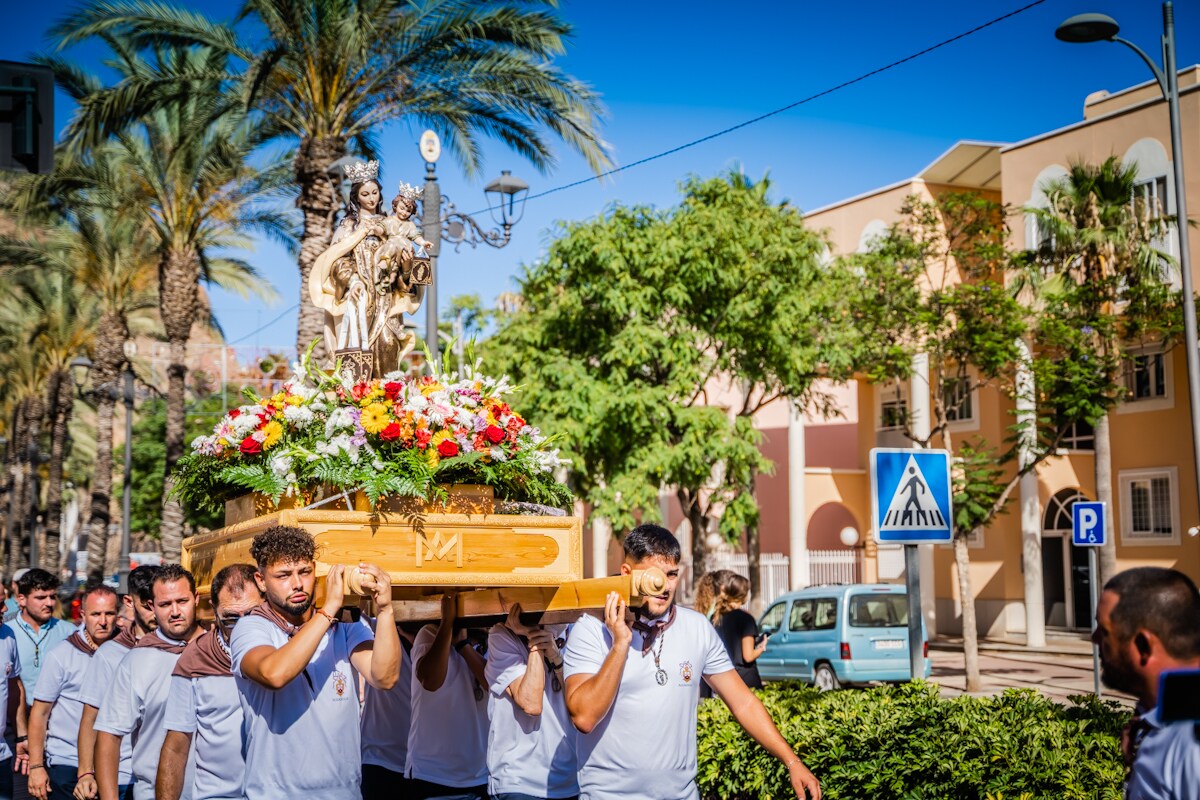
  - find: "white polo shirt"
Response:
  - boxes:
[93,631,192,800]
[163,661,244,800]
[230,613,373,800]
[359,618,412,775]
[405,625,488,787]
[32,638,94,768]
[486,624,577,799]
[563,607,734,800]
[78,636,134,784]
[0,627,20,761]
[1128,706,1200,800]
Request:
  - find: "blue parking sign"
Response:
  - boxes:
[1072,501,1107,547]
[870,448,954,544]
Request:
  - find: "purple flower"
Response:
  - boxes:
[474,415,489,433]
[1081,325,1095,335]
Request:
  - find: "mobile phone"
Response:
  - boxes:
[1159,669,1200,724]
[755,632,769,647]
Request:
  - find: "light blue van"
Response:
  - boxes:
[756,583,932,690]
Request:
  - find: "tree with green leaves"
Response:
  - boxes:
[1027,157,1178,584]
[52,0,613,361]
[489,171,901,597]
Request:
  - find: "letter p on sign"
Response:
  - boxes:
[1072,502,1107,547]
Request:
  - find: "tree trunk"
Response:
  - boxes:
[4,402,28,576]
[158,248,200,561]
[744,468,764,616]
[42,368,73,574]
[678,488,708,587]
[954,532,982,693]
[1093,411,1117,584]
[294,135,347,363]
[85,313,128,584]
[15,395,46,571]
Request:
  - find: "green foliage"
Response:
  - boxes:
[696,682,1127,800]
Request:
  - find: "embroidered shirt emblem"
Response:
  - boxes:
[333,670,348,697]
[679,660,694,684]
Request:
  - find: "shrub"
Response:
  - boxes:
[696,681,1127,799]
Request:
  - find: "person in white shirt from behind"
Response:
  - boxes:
[1092,566,1200,800]
[157,564,263,800]
[93,565,202,800]
[27,584,120,800]
[563,524,820,800]
[486,606,576,800]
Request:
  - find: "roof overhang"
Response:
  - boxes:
[917,141,1005,192]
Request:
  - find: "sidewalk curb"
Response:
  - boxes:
[929,639,1093,658]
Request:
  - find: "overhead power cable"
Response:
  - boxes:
[224,303,299,346]
[468,0,1048,215]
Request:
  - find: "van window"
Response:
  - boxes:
[788,600,814,631]
[813,598,837,630]
[759,602,786,635]
[849,594,910,627]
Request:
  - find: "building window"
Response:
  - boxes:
[1059,419,1095,451]
[942,377,974,423]
[1125,351,1166,400]
[1132,176,1168,219]
[878,382,908,430]
[1119,467,1180,545]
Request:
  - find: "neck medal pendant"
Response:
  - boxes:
[655,668,668,686]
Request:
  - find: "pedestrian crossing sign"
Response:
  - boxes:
[870,448,954,544]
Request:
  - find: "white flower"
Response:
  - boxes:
[490,447,508,462]
[283,405,315,429]
[270,455,292,478]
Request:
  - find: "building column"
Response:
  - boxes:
[1016,339,1046,647]
[909,353,938,639]
[787,404,809,590]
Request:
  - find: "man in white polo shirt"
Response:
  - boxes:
[0,617,27,800]
[564,524,821,800]
[75,565,159,800]
[27,584,120,800]
[231,525,399,800]
[157,564,262,800]
[359,621,418,800]
[1092,567,1200,800]
[486,606,576,800]
[94,565,202,800]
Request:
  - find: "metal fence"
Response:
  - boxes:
[708,551,792,607]
[808,548,862,586]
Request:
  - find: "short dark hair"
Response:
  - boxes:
[153,564,197,595]
[622,524,681,563]
[17,568,59,596]
[1105,567,1200,660]
[127,565,159,603]
[250,526,317,570]
[211,564,259,604]
[82,584,118,608]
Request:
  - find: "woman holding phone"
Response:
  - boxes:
[695,570,766,695]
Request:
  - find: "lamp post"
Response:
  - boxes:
[1056,2,1200,519]
[418,130,529,366]
[71,354,137,593]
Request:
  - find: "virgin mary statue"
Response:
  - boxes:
[308,159,426,379]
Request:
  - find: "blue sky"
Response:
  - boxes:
[4,0,1198,357]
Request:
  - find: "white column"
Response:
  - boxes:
[909,353,938,639]
[787,404,809,589]
[591,515,612,579]
[1016,338,1046,646]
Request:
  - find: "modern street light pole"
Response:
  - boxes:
[1058,2,1200,518]
[417,130,529,367]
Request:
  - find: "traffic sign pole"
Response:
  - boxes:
[1071,500,1106,698]
[1089,547,1101,697]
[905,544,923,681]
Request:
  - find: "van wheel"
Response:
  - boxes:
[813,663,840,691]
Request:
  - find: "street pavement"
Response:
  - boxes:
[928,647,1135,706]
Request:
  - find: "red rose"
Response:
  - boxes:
[415,429,432,449]
[380,422,403,441]
[437,439,459,458]
[229,409,241,419]
[484,424,505,444]
[384,381,404,401]
[239,436,262,456]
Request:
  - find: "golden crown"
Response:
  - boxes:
[343,160,379,184]
[396,181,421,201]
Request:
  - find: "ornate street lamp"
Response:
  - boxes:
[419,130,529,365]
[1057,3,1200,522]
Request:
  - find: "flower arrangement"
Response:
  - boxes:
[172,351,571,515]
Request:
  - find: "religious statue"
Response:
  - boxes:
[308,160,430,379]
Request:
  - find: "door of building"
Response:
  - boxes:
[1042,489,1093,630]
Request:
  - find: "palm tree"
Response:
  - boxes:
[52,0,613,360]
[39,43,289,562]
[1028,157,1174,583]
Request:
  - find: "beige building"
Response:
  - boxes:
[589,67,1200,641]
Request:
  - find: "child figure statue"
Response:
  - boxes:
[374,181,434,291]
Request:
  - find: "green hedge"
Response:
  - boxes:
[697,681,1128,800]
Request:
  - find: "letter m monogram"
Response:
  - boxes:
[416,530,463,568]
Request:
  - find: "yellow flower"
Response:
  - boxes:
[286,394,303,406]
[360,403,391,434]
[261,421,284,449]
[420,381,444,397]
[431,430,453,447]
[270,392,286,408]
